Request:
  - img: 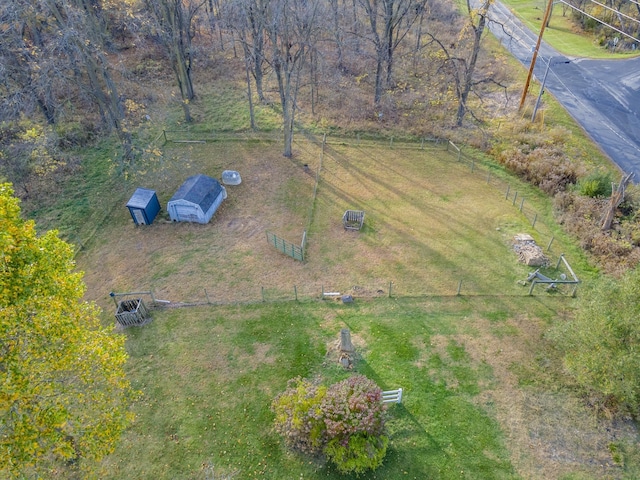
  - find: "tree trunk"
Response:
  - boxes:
[601,172,634,231]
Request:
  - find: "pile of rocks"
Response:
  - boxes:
[513,234,549,267]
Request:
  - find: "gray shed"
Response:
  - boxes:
[126,188,161,225]
[168,174,227,224]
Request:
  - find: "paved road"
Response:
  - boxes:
[486,1,640,182]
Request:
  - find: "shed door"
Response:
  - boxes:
[175,205,199,222]
[133,209,146,225]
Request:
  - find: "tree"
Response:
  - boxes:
[0,183,134,478]
[264,0,321,157]
[548,265,640,415]
[224,0,268,104]
[0,0,136,161]
[427,0,505,126]
[358,0,427,105]
[143,0,205,123]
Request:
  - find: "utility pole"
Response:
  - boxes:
[518,0,554,111]
[531,57,570,121]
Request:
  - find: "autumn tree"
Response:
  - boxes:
[0,183,134,478]
[0,0,135,161]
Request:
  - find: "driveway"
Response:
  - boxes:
[486,0,640,182]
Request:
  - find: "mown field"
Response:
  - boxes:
[77,133,586,312]
[44,129,634,479]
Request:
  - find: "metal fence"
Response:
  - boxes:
[266,231,306,261]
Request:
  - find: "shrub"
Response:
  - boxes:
[272,375,389,474]
[271,377,326,454]
[321,375,389,474]
[577,170,613,198]
[547,265,640,416]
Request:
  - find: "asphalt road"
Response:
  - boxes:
[485,1,640,182]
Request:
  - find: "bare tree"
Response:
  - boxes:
[143,0,205,123]
[0,1,67,124]
[357,0,427,105]
[264,0,321,157]
[428,0,505,126]
[223,0,269,107]
[43,0,134,160]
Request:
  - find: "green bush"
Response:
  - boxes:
[271,377,326,455]
[547,265,640,415]
[577,171,613,198]
[272,375,389,474]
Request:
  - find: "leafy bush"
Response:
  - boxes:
[271,377,326,454]
[577,170,613,198]
[321,375,388,474]
[547,265,640,416]
[272,375,389,474]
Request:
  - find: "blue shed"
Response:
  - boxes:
[126,188,161,225]
[167,174,227,224]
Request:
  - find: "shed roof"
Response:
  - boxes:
[126,187,157,209]
[169,174,224,213]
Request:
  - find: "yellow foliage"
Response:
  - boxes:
[0,184,133,478]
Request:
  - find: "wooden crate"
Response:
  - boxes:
[342,210,365,231]
[115,298,151,327]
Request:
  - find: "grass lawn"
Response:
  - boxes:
[499,0,640,58]
[55,131,634,479]
[97,297,637,479]
[75,134,586,313]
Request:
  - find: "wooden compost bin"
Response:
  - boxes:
[115,298,150,327]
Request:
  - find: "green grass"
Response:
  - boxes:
[499,0,639,58]
[99,299,525,479]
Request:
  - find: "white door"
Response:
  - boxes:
[133,209,146,225]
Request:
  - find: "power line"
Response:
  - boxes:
[557,0,640,43]
[584,0,640,27]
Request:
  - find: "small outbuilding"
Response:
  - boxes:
[126,188,161,225]
[167,174,227,224]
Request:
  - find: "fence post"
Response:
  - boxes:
[519,197,525,212]
[512,191,518,206]
[456,280,462,296]
[505,185,510,200]
[532,213,537,228]
[546,236,555,251]
[294,285,298,302]
[390,136,394,148]
[261,286,265,302]
[204,288,211,304]
[163,130,167,143]
[389,281,393,298]
[471,159,475,172]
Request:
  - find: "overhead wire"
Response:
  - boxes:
[556,0,640,42]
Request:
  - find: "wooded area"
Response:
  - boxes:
[0,0,509,165]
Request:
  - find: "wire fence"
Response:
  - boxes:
[129,129,581,308]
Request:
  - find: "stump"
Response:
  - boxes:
[339,328,355,369]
